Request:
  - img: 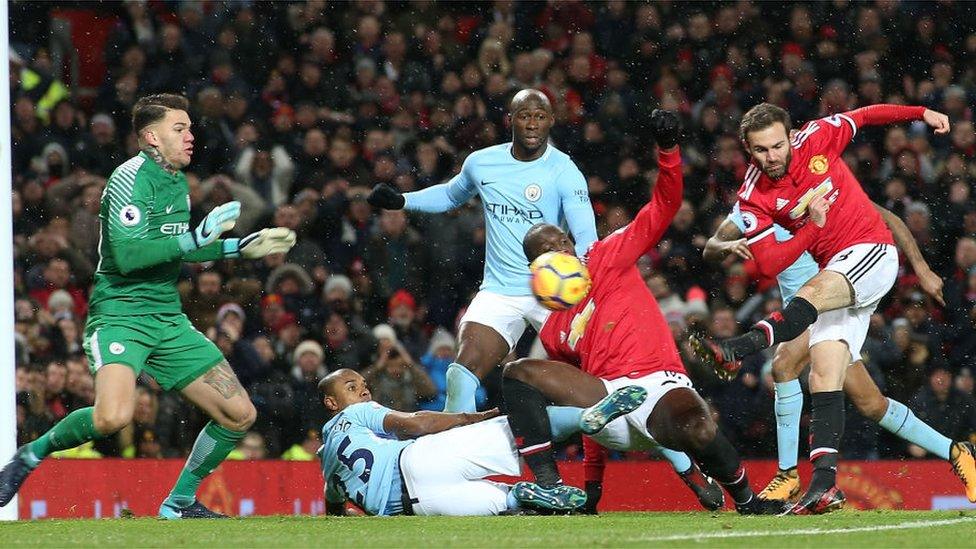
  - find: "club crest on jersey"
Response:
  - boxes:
[119,205,141,227]
[809,155,829,175]
[524,184,543,202]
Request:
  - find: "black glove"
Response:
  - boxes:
[367,183,405,210]
[582,480,602,515]
[650,109,681,150]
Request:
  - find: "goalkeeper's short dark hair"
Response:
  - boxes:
[132,93,190,135]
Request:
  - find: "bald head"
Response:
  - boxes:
[317,368,357,398]
[523,223,574,262]
[509,89,554,161]
[509,88,552,115]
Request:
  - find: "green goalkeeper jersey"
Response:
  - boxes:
[87,152,226,316]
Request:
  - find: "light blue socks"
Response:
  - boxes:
[444,363,481,413]
[658,447,693,474]
[774,379,803,470]
[878,397,951,459]
[546,406,583,441]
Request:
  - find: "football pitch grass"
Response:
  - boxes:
[1,510,974,547]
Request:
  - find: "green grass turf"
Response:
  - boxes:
[0,510,973,547]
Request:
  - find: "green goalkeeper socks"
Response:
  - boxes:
[27,407,101,466]
[164,421,246,508]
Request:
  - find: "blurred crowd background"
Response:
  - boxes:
[9,0,976,463]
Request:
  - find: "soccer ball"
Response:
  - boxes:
[529,251,591,311]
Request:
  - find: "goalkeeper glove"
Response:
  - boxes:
[650,109,681,150]
[177,201,241,253]
[367,183,405,210]
[224,227,297,259]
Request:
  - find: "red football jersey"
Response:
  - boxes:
[736,106,923,276]
[539,149,686,380]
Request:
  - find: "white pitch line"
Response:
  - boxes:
[627,517,976,542]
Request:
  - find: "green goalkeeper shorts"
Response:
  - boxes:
[83,312,224,391]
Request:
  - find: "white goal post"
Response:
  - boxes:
[1,0,19,522]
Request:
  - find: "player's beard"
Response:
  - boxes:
[761,150,792,180]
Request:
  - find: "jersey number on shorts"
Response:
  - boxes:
[333,436,374,507]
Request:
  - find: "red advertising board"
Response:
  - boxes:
[17,459,975,519]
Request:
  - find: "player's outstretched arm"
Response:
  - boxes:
[370,163,478,213]
[601,110,684,268]
[844,104,948,134]
[703,218,753,264]
[382,408,500,439]
[108,191,241,274]
[874,204,944,305]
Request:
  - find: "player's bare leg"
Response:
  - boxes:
[503,359,725,512]
[647,388,786,514]
[845,361,976,502]
[0,364,136,507]
[691,270,854,378]
[787,340,849,515]
[159,360,256,519]
[759,333,809,501]
[443,321,511,413]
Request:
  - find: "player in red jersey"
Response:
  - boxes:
[501,110,786,515]
[690,103,952,514]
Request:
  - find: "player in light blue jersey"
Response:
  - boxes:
[368,90,598,414]
[706,203,975,503]
[319,368,646,516]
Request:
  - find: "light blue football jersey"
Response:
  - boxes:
[404,143,597,296]
[320,401,412,516]
[728,202,820,304]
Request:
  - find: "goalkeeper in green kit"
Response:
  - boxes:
[0,94,297,518]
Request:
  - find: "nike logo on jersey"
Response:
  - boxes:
[776,198,789,210]
[480,180,499,186]
[165,205,174,214]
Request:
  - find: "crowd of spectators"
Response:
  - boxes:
[10,1,976,462]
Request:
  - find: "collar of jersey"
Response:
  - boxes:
[507,142,552,163]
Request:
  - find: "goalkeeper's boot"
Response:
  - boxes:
[784,485,845,515]
[159,499,228,519]
[0,445,37,507]
[735,495,790,515]
[758,467,801,502]
[949,441,976,503]
[579,385,647,435]
[512,481,587,512]
[678,462,725,511]
[688,333,742,382]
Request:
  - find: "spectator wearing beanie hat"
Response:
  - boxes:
[387,289,428,361]
[291,339,329,438]
[322,274,369,335]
